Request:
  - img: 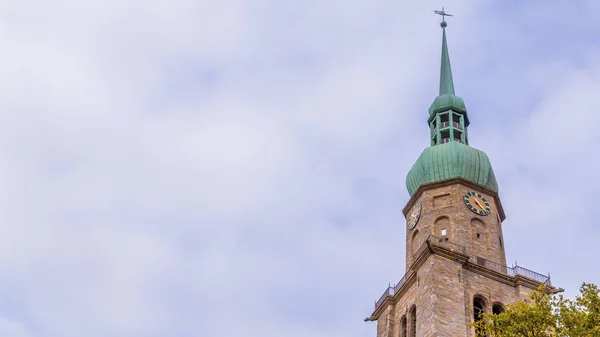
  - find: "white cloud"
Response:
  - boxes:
[0,0,597,336]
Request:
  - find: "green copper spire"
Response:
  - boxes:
[439,22,455,95]
[404,11,499,196]
[428,19,469,145]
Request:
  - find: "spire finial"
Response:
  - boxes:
[433,7,453,25]
[433,7,455,95]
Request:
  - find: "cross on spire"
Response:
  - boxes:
[433,7,453,26]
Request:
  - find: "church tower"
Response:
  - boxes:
[365,15,561,337]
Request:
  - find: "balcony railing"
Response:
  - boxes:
[374,273,410,309]
[440,138,463,144]
[509,266,552,285]
[375,285,393,309]
[425,235,551,285]
[438,121,463,130]
[430,235,466,254]
[374,236,552,309]
[393,273,408,293]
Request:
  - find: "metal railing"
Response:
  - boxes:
[375,235,552,309]
[374,273,410,309]
[375,285,393,309]
[462,251,551,285]
[509,265,552,285]
[428,235,467,254]
[427,236,551,285]
[438,121,463,130]
[468,252,510,274]
[374,236,552,309]
[394,273,408,293]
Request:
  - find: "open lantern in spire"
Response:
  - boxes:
[428,21,469,146]
[405,16,498,196]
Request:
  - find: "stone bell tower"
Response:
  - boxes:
[364,13,562,337]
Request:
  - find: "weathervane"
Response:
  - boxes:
[433,7,453,27]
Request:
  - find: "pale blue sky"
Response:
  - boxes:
[0,0,598,336]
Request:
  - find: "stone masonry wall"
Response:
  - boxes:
[373,181,537,337]
[379,254,537,337]
[406,183,507,271]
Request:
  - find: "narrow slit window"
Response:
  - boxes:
[410,306,417,337]
[401,316,407,337]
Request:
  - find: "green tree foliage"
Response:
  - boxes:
[470,283,600,337]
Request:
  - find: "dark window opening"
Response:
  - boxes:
[401,316,407,337]
[441,130,450,143]
[453,129,462,142]
[492,303,505,315]
[474,297,487,336]
[439,113,450,129]
[452,114,460,123]
[410,306,417,337]
[476,233,481,239]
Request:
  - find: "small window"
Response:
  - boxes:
[492,303,505,315]
[441,228,447,236]
[476,233,481,239]
[499,236,503,247]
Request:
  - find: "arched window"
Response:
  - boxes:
[492,303,505,315]
[409,305,416,337]
[434,216,450,240]
[400,315,407,337]
[411,230,421,257]
[473,296,487,336]
[473,296,486,321]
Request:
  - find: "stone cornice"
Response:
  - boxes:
[402,178,506,222]
[368,239,559,320]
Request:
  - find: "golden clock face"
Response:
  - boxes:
[464,192,491,216]
[407,203,422,230]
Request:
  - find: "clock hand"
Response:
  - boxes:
[474,199,485,209]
